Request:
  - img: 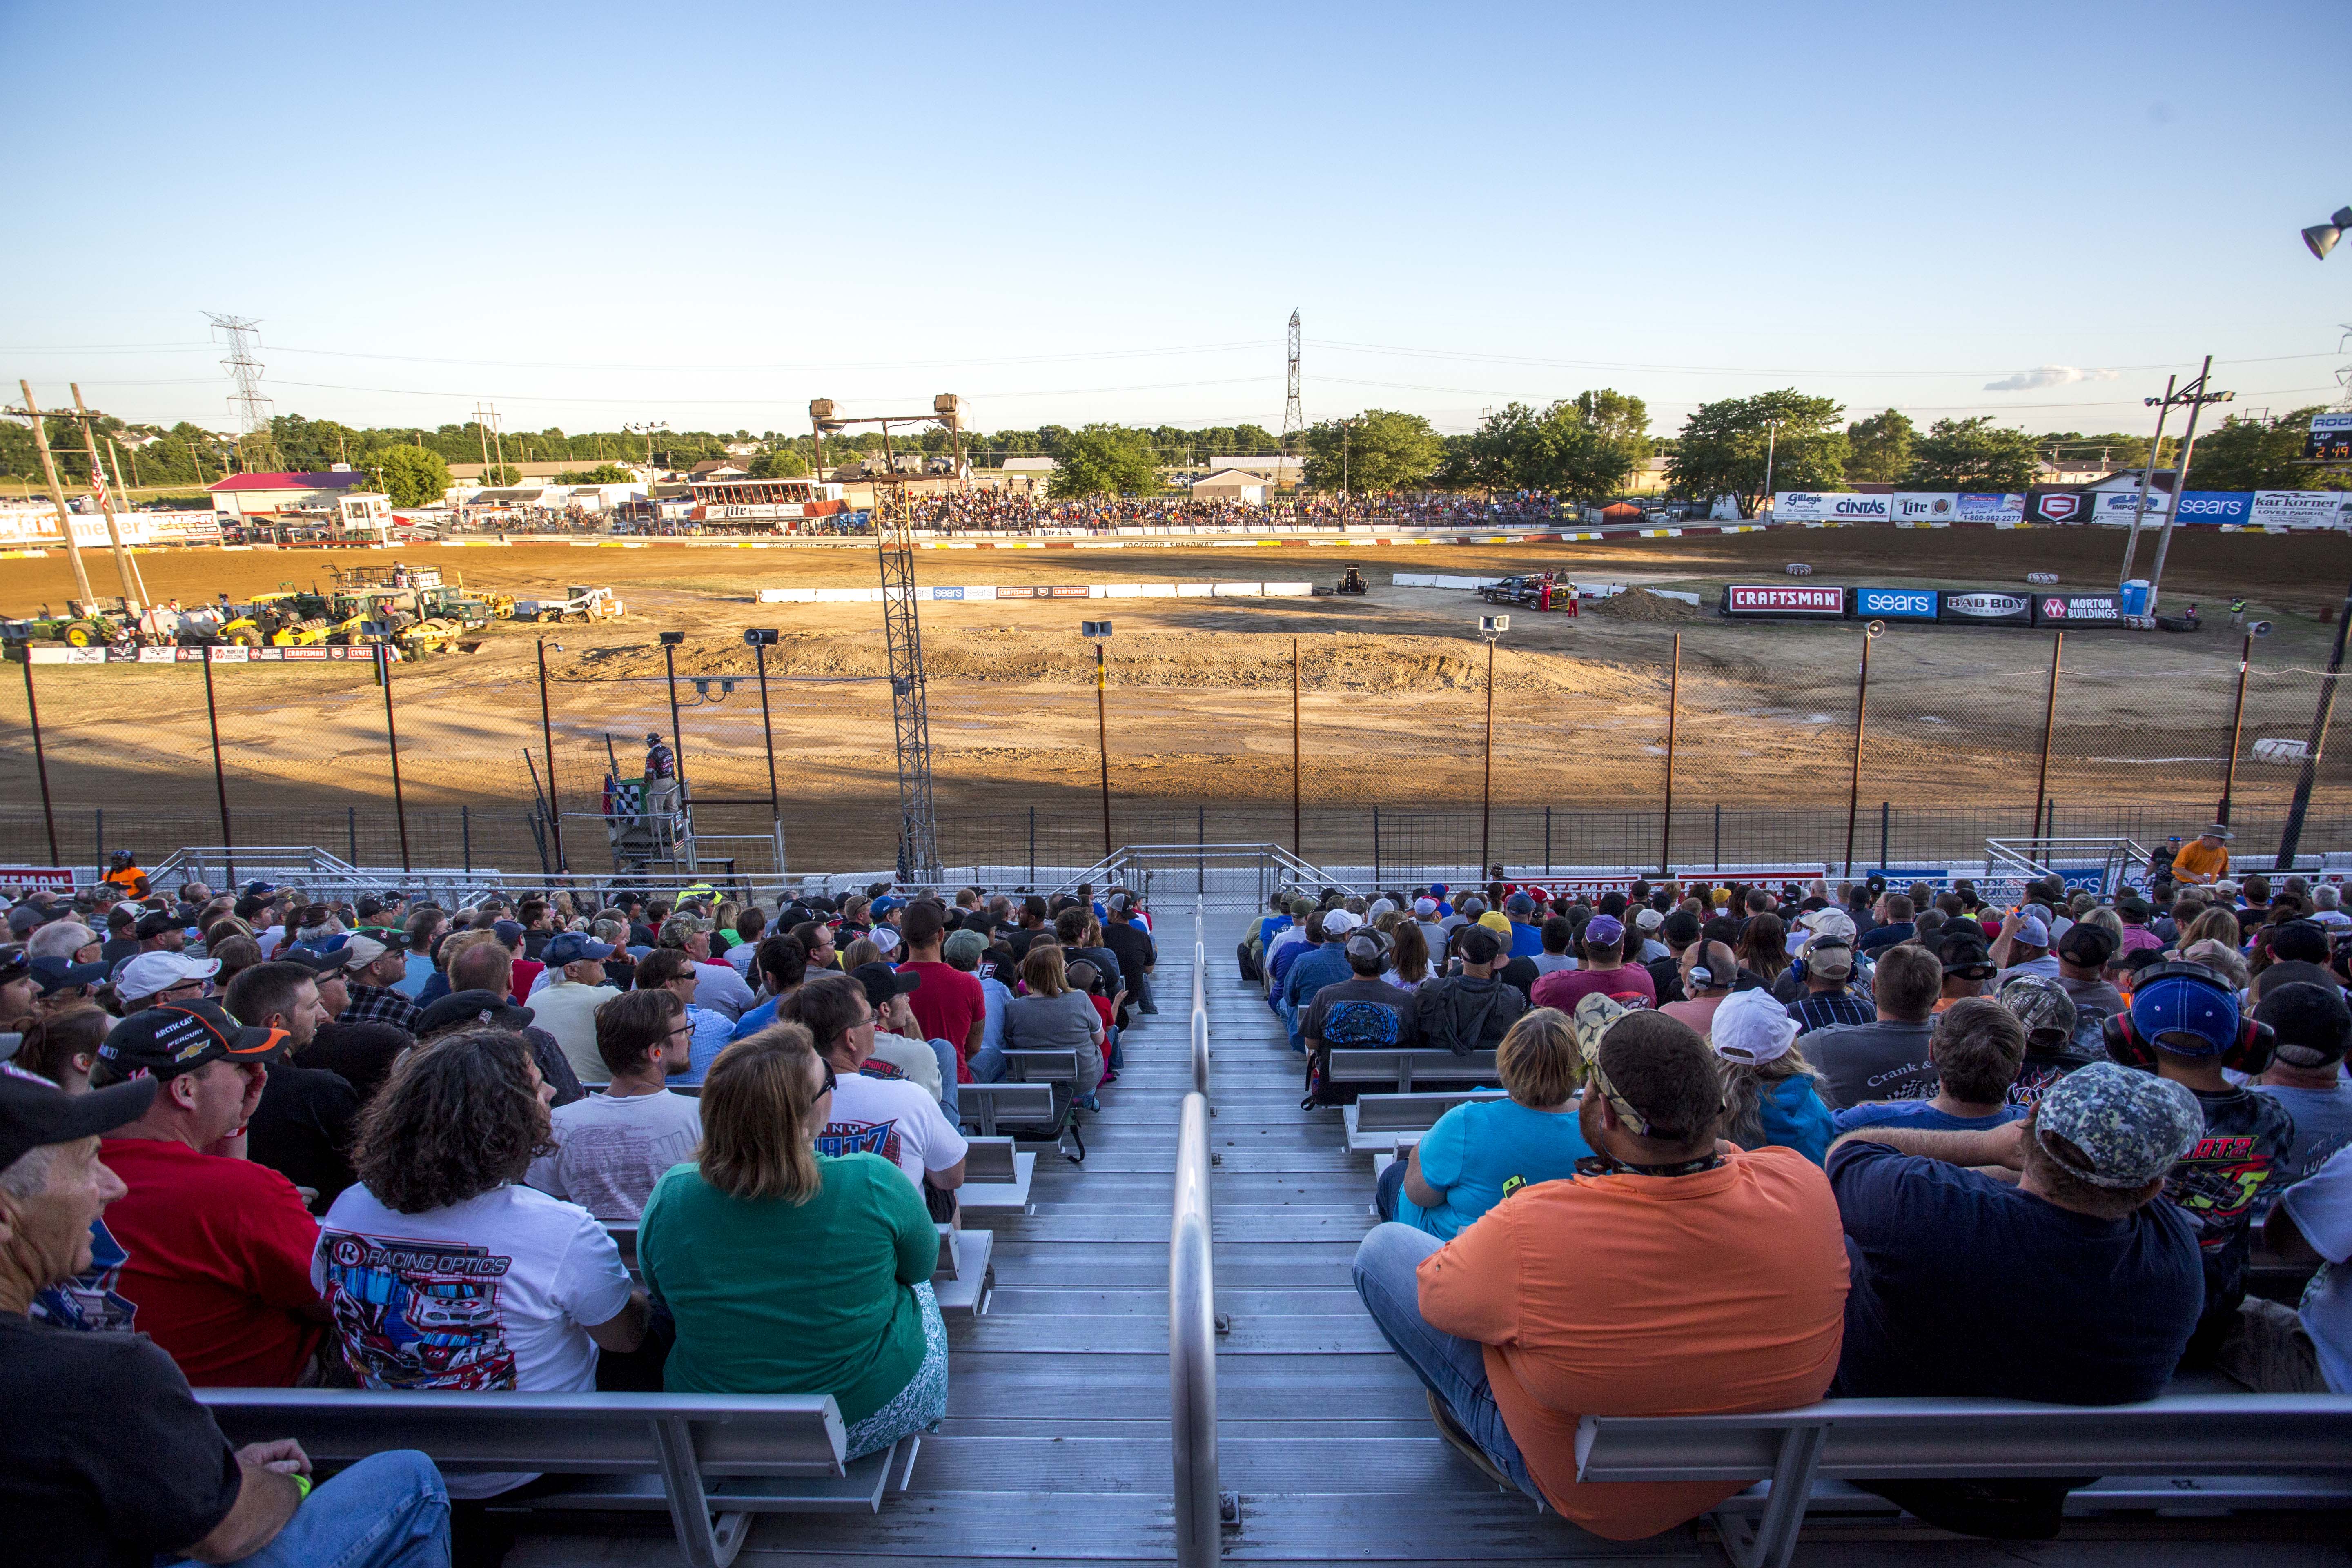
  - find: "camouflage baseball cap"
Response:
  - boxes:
[1996,974,2078,1048]
[2034,1060,2203,1188]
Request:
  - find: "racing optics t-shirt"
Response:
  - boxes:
[817,1071,969,1194]
[2162,1086,2296,1342]
[1302,976,1421,1051]
[312,1181,633,1496]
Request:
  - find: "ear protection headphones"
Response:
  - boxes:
[2103,960,2276,1074]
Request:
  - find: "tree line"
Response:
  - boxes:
[6,400,2340,513]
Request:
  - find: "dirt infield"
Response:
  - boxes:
[3,527,2349,871]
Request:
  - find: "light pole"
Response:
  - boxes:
[2303,205,2352,260]
[1760,418,1783,519]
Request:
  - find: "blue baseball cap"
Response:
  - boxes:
[543,932,615,966]
[2129,966,2240,1056]
[872,896,904,915]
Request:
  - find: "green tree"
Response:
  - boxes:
[2182,407,2351,493]
[481,464,520,487]
[1047,426,1162,499]
[1902,416,2042,491]
[2031,430,2174,472]
[1844,409,1915,484]
[746,449,810,479]
[1437,395,1650,502]
[1665,391,1847,517]
[1300,409,1443,492]
[365,445,454,506]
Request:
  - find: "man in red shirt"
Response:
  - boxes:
[896,899,986,1083]
[91,1000,330,1386]
[1529,915,1657,1015]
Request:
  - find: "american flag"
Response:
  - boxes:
[87,449,112,512]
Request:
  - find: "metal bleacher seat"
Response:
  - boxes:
[1324,1047,1497,1094]
[956,1134,1035,1210]
[198,1387,919,1568]
[1575,1392,2352,1568]
[1340,1088,1507,1156]
[957,1079,1058,1137]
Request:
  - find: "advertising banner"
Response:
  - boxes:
[2250,491,2352,529]
[1956,493,2027,524]
[2309,412,2352,463]
[2034,593,2123,626]
[2091,490,2169,525]
[0,867,82,892]
[1774,492,1891,523]
[1723,584,1847,617]
[2173,491,2252,525]
[1891,493,1959,524]
[2026,490,2087,524]
[1852,587,1938,620]
[1940,589,2035,627]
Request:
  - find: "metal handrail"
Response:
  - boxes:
[1171,900,1219,1564]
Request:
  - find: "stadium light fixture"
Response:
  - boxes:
[2305,206,2352,260]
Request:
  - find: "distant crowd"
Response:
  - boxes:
[902,489,1570,533]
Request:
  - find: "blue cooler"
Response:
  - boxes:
[2120,579,2152,616]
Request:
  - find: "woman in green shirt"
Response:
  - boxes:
[637,1022,947,1459]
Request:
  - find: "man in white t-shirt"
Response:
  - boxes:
[786,971,967,1202]
[528,988,701,1221]
[2311,884,2352,931]
[526,933,624,1086]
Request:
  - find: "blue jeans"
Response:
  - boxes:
[1351,1223,1540,1500]
[166,1449,450,1568]
[968,1042,1007,1083]
[926,1038,960,1119]
[1374,1158,1407,1223]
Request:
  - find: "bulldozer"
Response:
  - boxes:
[514,586,623,624]
[416,585,494,629]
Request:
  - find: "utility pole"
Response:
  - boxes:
[1760,418,1782,519]
[206,313,279,472]
[1278,309,1303,490]
[69,385,146,611]
[2143,356,2232,616]
[2117,374,2177,593]
[12,383,95,603]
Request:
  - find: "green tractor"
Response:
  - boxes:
[1,600,122,648]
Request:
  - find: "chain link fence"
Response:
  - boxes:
[6,631,2352,880]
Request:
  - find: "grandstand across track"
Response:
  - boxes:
[500,900,2347,1567]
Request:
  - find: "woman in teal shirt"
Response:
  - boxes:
[1374,1007,1592,1238]
[638,1022,946,1459]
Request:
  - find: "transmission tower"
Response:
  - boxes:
[809,395,966,883]
[205,312,281,472]
[1278,308,1303,486]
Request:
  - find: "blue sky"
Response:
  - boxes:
[4,0,2345,440]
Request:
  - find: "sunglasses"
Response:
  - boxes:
[819,1063,837,1096]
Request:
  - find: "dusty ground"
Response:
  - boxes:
[4,528,2348,871]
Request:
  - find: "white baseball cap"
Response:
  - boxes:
[1321,908,1359,935]
[115,949,220,1002]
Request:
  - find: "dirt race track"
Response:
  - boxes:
[4,526,2352,873]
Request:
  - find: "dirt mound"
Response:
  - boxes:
[1595,587,1702,622]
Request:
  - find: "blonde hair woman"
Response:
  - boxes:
[636,1023,947,1460]
[1377,1007,1592,1238]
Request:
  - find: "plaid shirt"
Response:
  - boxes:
[1789,988,1875,1034]
[340,982,423,1034]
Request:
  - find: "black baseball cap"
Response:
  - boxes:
[417,989,535,1036]
[0,945,27,988]
[0,1064,156,1169]
[850,960,920,1011]
[98,1000,292,1080]
[1937,931,1995,979]
[2056,922,2118,966]
[31,956,111,996]
[133,911,182,941]
[281,946,354,977]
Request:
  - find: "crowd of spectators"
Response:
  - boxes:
[901,488,1572,534]
[1236,865,2352,1541]
[0,866,1153,1566]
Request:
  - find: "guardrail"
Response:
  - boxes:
[1171,900,1220,1565]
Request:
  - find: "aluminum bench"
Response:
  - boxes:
[198,1387,918,1568]
[1341,1089,1507,1155]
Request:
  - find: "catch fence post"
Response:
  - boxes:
[95,809,103,878]
[1661,631,1679,875]
[1291,637,1302,858]
[1713,803,1721,872]
[463,805,472,875]
[1028,806,1036,885]
[1879,801,1890,875]
[21,653,58,866]
[379,646,412,873]
[1544,805,1551,875]
[1843,626,1875,878]
[347,806,356,865]
[538,638,568,873]
[2033,632,2062,841]
[1480,636,1496,877]
[1374,805,1381,884]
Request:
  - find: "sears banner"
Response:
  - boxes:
[2173,491,2252,525]
[1852,587,1938,620]
[1723,584,1847,617]
[2026,490,2088,524]
[2034,592,2123,626]
[1940,589,2034,627]
[1774,492,1891,522]
[2091,491,2168,525]
[2309,412,2352,463]
[2249,491,2352,530]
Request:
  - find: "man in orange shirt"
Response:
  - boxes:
[1352,1002,1849,1540]
[2171,824,2231,886]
